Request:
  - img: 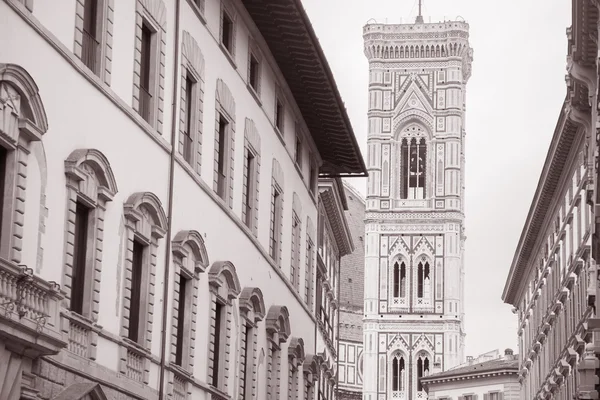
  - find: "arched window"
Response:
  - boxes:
[392,261,407,298]
[416,354,430,391]
[417,261,431,298]
[401,137,426,199]
[391,354,405,391]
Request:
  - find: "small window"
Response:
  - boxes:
[249,53,259,92]
[128,240,146,343]
[309,158,318,195]
[175,273,190,366]
[183,74,195,164]
[216,115,229,199]
[275,97,284,133]
[139,22,154,123]
[295,135,302,168]
[212,301,224,387]
[221,10,234,54]
[243,150,256,228]
[270,187,282,261]
[70,202,90,314]
[81,0,100,74]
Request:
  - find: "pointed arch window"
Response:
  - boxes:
[401,137,426,199]
[416,354,430,391]
[392,354,405,391]
[417,261,431,299]
[392,261,407,298]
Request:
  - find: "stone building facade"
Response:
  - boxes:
[0,0,366,399]
[421,349,520,400]
[501,1,600,399]
[337,182,366,400]
[361,12,473,400]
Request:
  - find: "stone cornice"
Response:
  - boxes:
[421,369,518,386]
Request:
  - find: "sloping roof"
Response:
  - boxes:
[421,357,519,383]
[242,0,367,177]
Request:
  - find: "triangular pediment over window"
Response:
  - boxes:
[397,85,432,115]
[51,383,109,400]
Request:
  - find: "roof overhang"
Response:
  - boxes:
[242,0,367,177]
[319,178,354,256]
[502,99,583,305]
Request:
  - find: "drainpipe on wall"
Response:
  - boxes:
[158,0,181,399]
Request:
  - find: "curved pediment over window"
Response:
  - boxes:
[266,305,291,343]
[172,230,209,273]
[288,337,306,365]
[64,149,118,203]
[123,192,168,240]
[208,260,242,299]
[239,286,266,322]
[0,63,48,143]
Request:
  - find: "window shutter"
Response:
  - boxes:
[498,393,504,400]
[483,394,489,400]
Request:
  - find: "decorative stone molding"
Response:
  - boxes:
[270,159,284,266]
[207,260,241,394]
[62,149,118,343]
[214,79,236,209]
[238,287,265,400]
[73,0,115,85]
[179,31,205,174]
[266,305,291,400]
[132,0,167,132]
[169,230,208,372]
[0,64,48,263]
[243,118,261,236]
[119,191,167,383]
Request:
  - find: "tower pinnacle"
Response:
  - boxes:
[415,0,424,23]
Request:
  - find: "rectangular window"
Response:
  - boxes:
[240,324,252,399]
[305,240,314,306]
[249,53,259,92]
[295,135,302,168]
[175,273,189,366]
[217,115,229,199]
[291,214,301,290]
[212,302,223,387]
[244,151,255,228]
[139,22,154,123]
[128,240,145,343]
[70,202,90,314]
[221,10,233,53]
[81,0,99,73]
[309,158,317,195]
[183,74,195,164]
[275,98,284,132]
[270,187,282,261]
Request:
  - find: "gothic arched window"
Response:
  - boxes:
[392,354,405,391]
[416,354,430,391]
[417,261,431,298]
[393,261,407,298]
[401,137,427,199]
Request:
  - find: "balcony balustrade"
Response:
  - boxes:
[0,258,66,356]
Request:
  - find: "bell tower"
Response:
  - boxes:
[361,14,473,400]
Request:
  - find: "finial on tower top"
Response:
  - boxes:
[415,0,424,23]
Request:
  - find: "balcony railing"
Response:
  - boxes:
[139,86,153,123]
[0,258,66,355]
[81,30,100,75]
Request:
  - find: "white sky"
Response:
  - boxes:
[301,0,572,357]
